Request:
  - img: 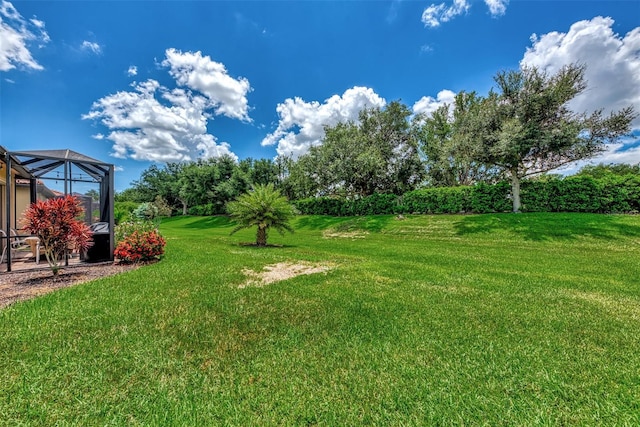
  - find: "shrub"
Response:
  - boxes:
[132,202,158,221]
[114,229,166,263]
[403,187,471,214]
[114,220,158,245]
[188,204,218,216]
[114,201,139,225]
[21,195,93,276]
[470,181,511,213]
[153,196,173,217]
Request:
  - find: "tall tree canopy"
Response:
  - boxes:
[415,91,503,187]
[286,101,425,198]
[465,64,636,212]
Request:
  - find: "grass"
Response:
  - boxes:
[1,212,640,425]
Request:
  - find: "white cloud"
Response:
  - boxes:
[422,0,470,28]
[484,0,508,17]
[84,50,251,163]
[261,86,386,158]
[81,40,102,55]
[83,79,237,163]
[127,65,137,76]
[0,0,49,71]
[521,16,640,130]
[422,0,507,28]
[412,89,456,116]
[162,48,252,122]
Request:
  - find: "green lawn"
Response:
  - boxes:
[1,213,640,425]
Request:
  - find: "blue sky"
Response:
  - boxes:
[2,0,639,191]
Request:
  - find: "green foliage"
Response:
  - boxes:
[152,195,172,217]
[577,162,640,178]
[415,91,502,187]
[188,203,219,216]
[469,181,512,213]
[520,175,640,214]
[226,184,296,246]
[403,186,472,214]
[114,201,139,225]
[114,187,145,203]
[114,220,158,245]
[132,202,158,221]
[294,175,640,215]
[463,63,636,212]
[284,101,425,198]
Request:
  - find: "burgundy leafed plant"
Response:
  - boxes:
[21,195,93,277]
[114,229,165,263]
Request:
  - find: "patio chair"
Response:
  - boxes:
[10,229,33,261]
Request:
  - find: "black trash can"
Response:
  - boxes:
[86,222,110,262]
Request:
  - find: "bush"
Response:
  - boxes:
[266,175,640,216]
[114,220,158,245]
[132,202,158,221]
[403,187,471,214]
[114,228,166,263]
[153,196,172,217]
[470,182,511,213]
[188,204,219,216]
[114,201,139,225]
[21,195,93,276]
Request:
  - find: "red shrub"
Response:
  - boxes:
[21,195,93,276]
[114,229,166,263]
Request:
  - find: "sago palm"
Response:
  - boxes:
[226,184,295,246]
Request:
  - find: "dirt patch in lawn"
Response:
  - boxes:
[241,262,333,288]
[322,230,368,239]
[0,262,140,309]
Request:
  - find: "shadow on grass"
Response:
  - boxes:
[173,215,234,229]
[295,215,393,232]
[454,213,640,241]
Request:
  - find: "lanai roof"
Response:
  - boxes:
[8,149,111,182]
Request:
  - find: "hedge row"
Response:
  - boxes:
[188,203,226,216]
[292,175,640,216]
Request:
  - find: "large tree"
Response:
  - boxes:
[288,101,425,197]
[415,91,503,187]
[465,64,636,212]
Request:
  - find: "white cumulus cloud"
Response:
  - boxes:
[484,0,508,17]
[83,49,250,163]
[162,48,252,122]
[127,65,137,76]
[412,89,457,116]
[81,40,102,55]
[422,0,507,28]
[261,87,386,158]
[0,0,49,71]
[521,16,640,166]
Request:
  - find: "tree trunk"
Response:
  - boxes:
[511,171,521,213]
[181,199,187,216]
[256,226,267,246]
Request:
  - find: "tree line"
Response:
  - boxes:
[117,63,636,214]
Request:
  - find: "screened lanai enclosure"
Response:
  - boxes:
[2,149,115,272]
